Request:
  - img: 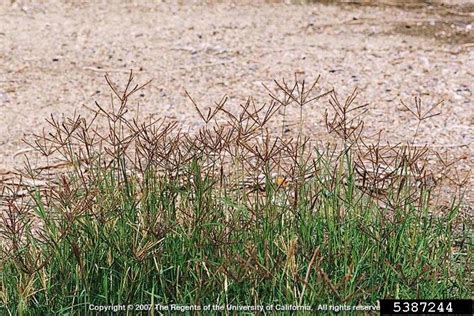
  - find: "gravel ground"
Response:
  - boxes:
[0,1,472,199]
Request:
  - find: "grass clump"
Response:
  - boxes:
[0,72,471,314]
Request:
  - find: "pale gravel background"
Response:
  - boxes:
[0,1,472,199]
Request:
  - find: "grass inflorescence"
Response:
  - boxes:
[0,72,471,314]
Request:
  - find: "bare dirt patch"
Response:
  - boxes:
[395,20,473,45]
[392,3,474,45]
[308,0,474,44]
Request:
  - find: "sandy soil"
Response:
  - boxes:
[0,1,472,198]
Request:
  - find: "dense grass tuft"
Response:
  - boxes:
[0,72,471,314]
